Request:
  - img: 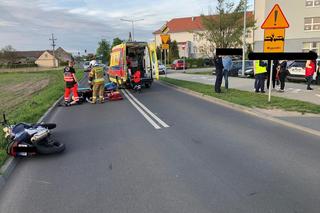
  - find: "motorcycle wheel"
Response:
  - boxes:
[41,123,56,129]
[34,137,65,155]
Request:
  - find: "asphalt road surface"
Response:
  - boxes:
[1,80,320,213]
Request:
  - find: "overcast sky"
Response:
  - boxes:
[0,0,254,54]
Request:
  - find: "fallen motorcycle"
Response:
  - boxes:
[1,113,65,157]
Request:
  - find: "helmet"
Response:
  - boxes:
[89,60,98,67]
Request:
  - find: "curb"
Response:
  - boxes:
[159,80,320,138]
[0,95,64,191]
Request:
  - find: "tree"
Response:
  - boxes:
[96,39,111,63]
[169,40,180,63]
[0,45,17,64]
[199,0,255,52]
[112,37,123,48]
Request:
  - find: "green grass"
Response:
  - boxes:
[0,69,83,167]
[161,77,320,114]
[186,71,213,75]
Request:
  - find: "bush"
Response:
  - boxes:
[0,63,38,69]
[185,58,206,68]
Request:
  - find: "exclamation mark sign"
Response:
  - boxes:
[274,10,278,26]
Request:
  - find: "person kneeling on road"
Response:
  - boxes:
[64,60,79,106]
[88,60,105,104]
[132,70,142,92]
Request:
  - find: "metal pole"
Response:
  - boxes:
[268,60,273,102]
[241,0,247,77]
[164,49,167,74]
[132,21,134,41]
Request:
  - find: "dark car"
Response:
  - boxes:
[229,60,253,77]
[171,59,187,70]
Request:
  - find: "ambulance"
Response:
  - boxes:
[108,42,159,88]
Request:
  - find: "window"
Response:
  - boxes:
[302,42,320,54]
[305,0,320,7]
[304,17,320,31]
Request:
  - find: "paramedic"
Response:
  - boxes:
[132,70,141,92]
[88,60,105,104]
[64,60,79,106]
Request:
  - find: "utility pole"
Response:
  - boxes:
[49,33,57,67]
[120,18,144,41]
[241,0,248,77]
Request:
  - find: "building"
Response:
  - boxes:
[15,47,72,67]
[153,12,254,59]
[254,0,320,54]
[35,51,58,67]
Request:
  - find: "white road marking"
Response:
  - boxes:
[122,90,161,129]
[316,94,320,98]
[125,89,170,128]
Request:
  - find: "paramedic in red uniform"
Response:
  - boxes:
[64,60,79,106]
[132,70,141,92]
[305,59,316,90]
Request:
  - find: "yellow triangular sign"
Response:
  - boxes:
[261,4,289,29]
[160,34,170,44]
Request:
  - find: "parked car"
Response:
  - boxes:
[203,58,214,67]
[286,60,308,81]
[158,62,167,75]
[171,59,187,70]
[229,60,253,77]
[83,61,90,70]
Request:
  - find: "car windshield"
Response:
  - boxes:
[290,61,306,68]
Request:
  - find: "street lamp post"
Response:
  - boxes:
[120,18,144,41]
[241,0,248,77]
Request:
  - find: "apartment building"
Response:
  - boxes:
[254,0,320,54]
[153,12,254,59]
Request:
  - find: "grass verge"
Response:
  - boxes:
[0,69,83,166]
[161,77,320,114]
[186,71,213,75]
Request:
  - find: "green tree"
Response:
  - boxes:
[112,37,123,48]
[96,39,111,63]
[199,0,255,51]
[169,40,179,63]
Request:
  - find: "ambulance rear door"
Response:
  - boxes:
[148,42,159,80]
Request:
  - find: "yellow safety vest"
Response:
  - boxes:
[90,66,104,83]
[255,60,267,74]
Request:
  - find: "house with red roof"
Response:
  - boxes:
[153,12,254,59]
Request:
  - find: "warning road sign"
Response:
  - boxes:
[161,44,169,50]
[263,29,285,52]
[160,34,170,44]
[261,4,289,29]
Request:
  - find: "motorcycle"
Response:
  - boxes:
[1,113,65,157]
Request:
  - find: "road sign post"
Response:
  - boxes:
[261,4,289,103]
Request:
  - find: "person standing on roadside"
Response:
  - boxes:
[64,60,79,106]
[214,55,224,93]
[222,55,233,89]
[305,59,316,90]
[267,60,279,90]
[277,60,288,92]
[254,60,267,93]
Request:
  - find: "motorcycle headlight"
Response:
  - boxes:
[3,127,12,139]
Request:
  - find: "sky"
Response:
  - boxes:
[0,0,254,54]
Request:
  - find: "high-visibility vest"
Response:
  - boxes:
[64,67,74,82]
[255,60,267,74]
[90,66,104,83]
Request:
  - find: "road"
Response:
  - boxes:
[0,79,320,212]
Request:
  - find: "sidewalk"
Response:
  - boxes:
[166,72,320,134]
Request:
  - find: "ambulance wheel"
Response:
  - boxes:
[145,83,151,88]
